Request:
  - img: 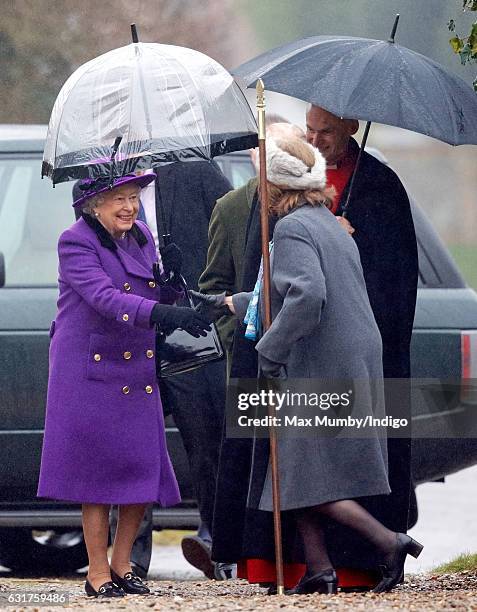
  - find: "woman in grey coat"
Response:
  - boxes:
[198,137,423,595]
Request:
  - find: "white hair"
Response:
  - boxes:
[82,194,105,216]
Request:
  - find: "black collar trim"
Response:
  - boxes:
[81,213,148,251]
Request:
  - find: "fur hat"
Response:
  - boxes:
[265,138,327,190]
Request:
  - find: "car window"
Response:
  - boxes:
[0,157,74,287]
[229,159,255,189]
[216,155,255,189]
[410,200,466,289]
[417,238,442,288]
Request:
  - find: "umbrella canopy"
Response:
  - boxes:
[234,35,477,145]
[43,42,257,184]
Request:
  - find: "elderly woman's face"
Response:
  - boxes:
[95,185,140,238]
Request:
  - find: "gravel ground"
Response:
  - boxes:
[1,572,477,611]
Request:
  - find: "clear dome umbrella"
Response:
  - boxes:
[42,27,258,185]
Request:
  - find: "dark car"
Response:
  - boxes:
[1,125,476,573]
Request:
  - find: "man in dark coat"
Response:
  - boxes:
[203,106,418,588]
[152,161,233,578]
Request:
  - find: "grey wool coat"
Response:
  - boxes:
[233,203,390,512]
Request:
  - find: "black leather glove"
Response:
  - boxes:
[150,303,211,338]
[189,290,229,322]
[159,242,182,276]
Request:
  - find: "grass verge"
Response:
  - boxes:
[432,552,477,574]
[152,529,195,546]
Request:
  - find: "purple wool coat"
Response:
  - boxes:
[37,216,181,506]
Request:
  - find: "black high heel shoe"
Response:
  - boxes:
[373,533,424,593]
[84,579,124,598]
[110,568,150,595]
[286,568,338,595]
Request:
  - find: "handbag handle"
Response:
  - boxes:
[175,274,195,309]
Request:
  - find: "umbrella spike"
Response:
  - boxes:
[388,14,400,43]
[131,23,139,43]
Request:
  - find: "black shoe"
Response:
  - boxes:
[286,569,338,595]
[110,569,150,595]
[84,580,125,598]
[181,535,215,579]
[373,533,424,593]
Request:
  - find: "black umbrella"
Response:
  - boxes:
[234,16,477,146]
[234,15,477,215]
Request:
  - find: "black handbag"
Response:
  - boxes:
[155,279,224,378]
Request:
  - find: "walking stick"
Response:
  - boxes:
[256,79,285,595]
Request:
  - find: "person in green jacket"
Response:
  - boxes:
[198,121,305,370]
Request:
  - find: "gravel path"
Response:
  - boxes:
[1,572,476,611]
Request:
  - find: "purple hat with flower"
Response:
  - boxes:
[72,173,157,208]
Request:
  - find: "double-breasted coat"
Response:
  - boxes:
[37,215,181,506]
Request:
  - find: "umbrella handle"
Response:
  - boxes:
[108,136,123,188]
[341,121,371,219]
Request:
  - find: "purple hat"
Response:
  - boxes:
[72,173,157,208]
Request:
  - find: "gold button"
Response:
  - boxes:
[145,385,153,394]
[122,386,130,395]
[123,351,132,360]
[123,282,131,292]
[122,314,129,322]
[146,349,154,359]
[93,353,101,362]
[148,280,156,288]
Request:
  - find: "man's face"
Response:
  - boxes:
[306,106,355,164]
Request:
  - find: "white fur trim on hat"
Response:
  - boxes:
[265,138,327,190]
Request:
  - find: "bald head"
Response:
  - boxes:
[305,105,359,164]
[250,122,305,169]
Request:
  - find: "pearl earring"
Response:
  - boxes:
[94,211,100,218]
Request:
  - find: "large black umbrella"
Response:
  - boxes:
[234,15,477,216]
[234,17,477,146]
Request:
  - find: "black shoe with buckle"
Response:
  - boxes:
[84,579,125,598]
[373,533,424,593]
[286,568,338,595]
[110,569,150,595]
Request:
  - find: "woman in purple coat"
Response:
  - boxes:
[37,174,211,598]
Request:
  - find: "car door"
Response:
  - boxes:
[0,153,73,503]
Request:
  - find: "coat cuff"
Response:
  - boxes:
[116,296,156,329]
[232,291,253,321]
[256,334,288,366]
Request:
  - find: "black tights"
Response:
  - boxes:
[295,499,397,576]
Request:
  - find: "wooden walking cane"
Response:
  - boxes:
[256,79,285,595]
